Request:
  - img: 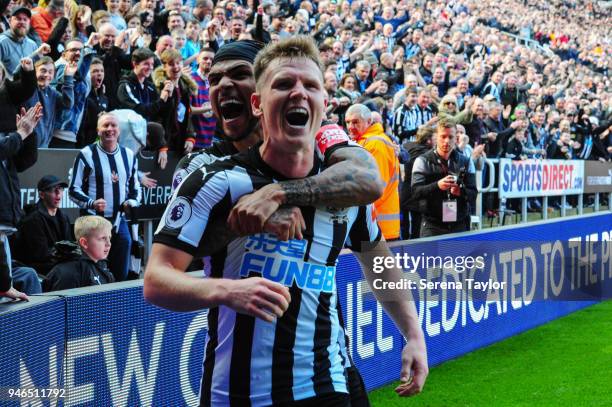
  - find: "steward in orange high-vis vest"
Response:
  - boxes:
[346,104,400,240]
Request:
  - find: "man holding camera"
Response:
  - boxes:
[411,118,477,237]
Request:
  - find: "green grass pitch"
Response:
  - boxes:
[368,300,612,406]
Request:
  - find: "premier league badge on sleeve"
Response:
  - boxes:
[165,196,192,229]
[172,169,187,191]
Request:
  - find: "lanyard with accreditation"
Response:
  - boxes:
[434,151,457,223]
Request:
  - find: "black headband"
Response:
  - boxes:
[211,40,264,67]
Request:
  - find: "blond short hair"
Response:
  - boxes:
[253,35,323,91]
[161,48,182,64]
[74,216,112,241]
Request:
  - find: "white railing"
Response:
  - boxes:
[473,157,612,229]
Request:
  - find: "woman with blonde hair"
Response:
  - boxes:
[425,83,440,106]
[70,4,93,42]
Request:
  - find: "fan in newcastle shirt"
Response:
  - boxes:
[69,113,141,282]
[145,36,427,406]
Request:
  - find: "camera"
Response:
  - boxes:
[450,168,466,187]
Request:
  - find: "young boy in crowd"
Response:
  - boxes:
[27,56,77,147]
[172,27,198,69]
[44,216,115,292]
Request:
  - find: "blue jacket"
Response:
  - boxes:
[26,76,74,147]
[0,31,38,77]
[52,47,95,142]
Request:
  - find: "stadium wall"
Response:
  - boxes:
[1,212,611,406]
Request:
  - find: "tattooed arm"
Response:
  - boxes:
[282,146,384,206]
[227,146,384,235]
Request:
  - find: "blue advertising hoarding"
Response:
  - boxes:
[1,212,610,406]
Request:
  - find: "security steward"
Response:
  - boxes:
[411,118,477,237]
[345,104,401,240]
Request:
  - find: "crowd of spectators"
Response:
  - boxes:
[0,0,611,298]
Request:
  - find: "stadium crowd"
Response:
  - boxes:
[0,0,611,298]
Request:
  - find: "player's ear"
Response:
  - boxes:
[251,93,263,118]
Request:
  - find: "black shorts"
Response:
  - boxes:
[346,366,371,407]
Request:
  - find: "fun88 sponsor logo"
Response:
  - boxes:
[240,234,336,293]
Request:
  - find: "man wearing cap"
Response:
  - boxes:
[13,175,72,275]
[0,7,49,76]
[31,0,65,43]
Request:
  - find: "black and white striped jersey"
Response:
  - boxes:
[69,142,140,218]
[393,104,435,142]
[154,146,380,406]
[171,140,238,192]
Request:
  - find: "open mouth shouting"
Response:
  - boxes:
[219,98,244,121]
[285,107,309,128]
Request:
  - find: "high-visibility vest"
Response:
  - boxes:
[356,123,401,240]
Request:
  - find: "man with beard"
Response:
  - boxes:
[0,7,49,77]
[145,35,427,406]
[419,53,434,84]
[173,40,384,220]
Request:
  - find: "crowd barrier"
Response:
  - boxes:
[2,212,611,406]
